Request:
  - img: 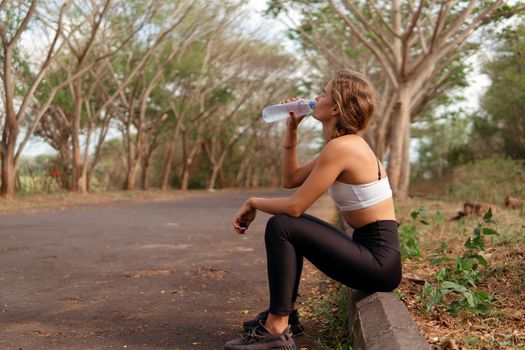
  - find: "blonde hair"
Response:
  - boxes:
[330,69,377,139]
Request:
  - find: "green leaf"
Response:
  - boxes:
[441,281,468,294]
[469,254,488,267]
[481,227,498,235]
[435,267,449,282]
[448,301,462,315]
[483,207,493,222]
[465,291,476,308]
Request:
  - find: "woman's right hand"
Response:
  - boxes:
[280,98,306,130]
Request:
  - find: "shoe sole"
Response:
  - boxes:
[224,345,296,350]
[271,345,296,350]
[242,327,304,337]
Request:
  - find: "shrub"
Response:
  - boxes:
[449,156,525,205]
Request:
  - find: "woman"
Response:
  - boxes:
[225,69,402,350]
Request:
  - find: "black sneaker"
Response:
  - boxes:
[224,320,296,350]
[243,310,304,336]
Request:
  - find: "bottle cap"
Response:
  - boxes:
[309,100,316,109]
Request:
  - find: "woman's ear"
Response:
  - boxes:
[331,104,340,118]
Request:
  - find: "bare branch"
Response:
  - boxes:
[77,0,111,64]
[437,1,505,64]
[16,1,71,123]
[411,1,445,70]
[438,0,479,45]
[329,0,398,87]
[366,1,402,39]
[340,0,396,58]
[403,0,425,40]
[0,0,11,12]
[0,24,7,47]
[416,21,428,54]
[95,1,162,61]
[14,62,95,165]
[9,0,38,46]
[401,0,425,76]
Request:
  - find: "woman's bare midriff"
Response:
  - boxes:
[340,197,396,230]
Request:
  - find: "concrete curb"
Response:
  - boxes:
[348,289,431,350]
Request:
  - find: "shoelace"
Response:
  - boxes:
[241,327,266,344]
[255,310,269,321]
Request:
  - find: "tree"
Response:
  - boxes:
[114,1,206,191]
[0,0,75,199]
[268,0,525,198]
[32,0,196,193]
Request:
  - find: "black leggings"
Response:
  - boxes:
[264,213,402,316]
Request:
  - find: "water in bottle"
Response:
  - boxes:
[262,99,316,123]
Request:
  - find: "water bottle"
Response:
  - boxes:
[262,99,316,123]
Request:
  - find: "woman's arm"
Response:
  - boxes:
[234,141,344,233]
[282,112,317,188]
[282,150,318,189]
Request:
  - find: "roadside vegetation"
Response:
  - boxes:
[308,158,525,349]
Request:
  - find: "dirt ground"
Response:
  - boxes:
[394,197,525,350]
[0,189,336,350]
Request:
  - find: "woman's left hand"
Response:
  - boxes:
[233,199,257,234]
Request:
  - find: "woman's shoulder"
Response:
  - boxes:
[325,134,368,154]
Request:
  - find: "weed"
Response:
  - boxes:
[420,209,498,315]
[399,205,428,259]
[307,283,352,350]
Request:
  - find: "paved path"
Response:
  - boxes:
[0,190,327,349]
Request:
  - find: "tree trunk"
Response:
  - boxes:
[386,84,412,198]
[180,140,200,190]
[208,165,220,190]
[1,152,16,199]
[141,153,153,190]
[1,49,18,199]
[399,124,411,198]
[58,143,72,190]
[71,78,86,193]
[160,140,176,190]
[160,119,183,190]
[125,157,141,191]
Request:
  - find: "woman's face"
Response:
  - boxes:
[313,80,338,122]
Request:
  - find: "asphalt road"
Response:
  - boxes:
[0,190,324,350]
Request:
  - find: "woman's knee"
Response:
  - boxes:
[265,214,297,240]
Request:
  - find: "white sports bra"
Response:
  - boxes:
[327,158,393,212]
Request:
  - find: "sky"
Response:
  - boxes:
[21,1,495,157]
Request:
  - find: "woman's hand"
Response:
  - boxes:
[280,98,306,130]
[233,199,257,234]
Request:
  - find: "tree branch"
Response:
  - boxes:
[77,0,112,65]
[9,0,38,46]
[341,0,396,59]
[329,0,398,87]
[366,0,402,39]
[16,1,71,123]
[0,0,11,12]
[438,0,479,45]
[403,0,425,40]
[401,0,425,77]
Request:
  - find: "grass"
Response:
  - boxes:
[301,281,352,350]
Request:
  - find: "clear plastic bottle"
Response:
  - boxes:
[262,99,316,123]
